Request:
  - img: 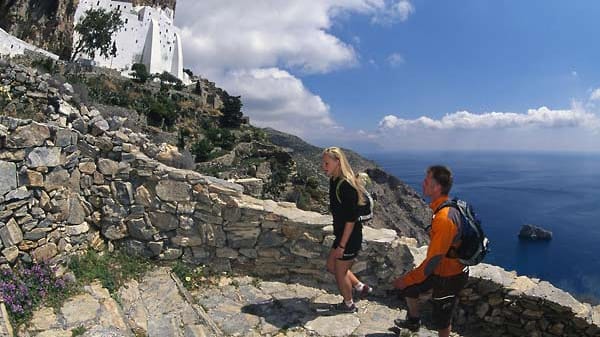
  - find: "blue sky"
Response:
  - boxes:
[176,0,600,152]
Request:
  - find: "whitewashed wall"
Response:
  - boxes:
[74,0,189,83]
[0,28,59,60]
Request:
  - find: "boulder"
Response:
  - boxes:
[518,224,552,240]
[155,143,194,169]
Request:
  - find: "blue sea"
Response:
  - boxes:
[366,150,600,304]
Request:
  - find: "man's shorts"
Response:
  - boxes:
[398,270,469,329]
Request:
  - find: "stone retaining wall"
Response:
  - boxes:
[0,114,413,284]
[455,264,600,337]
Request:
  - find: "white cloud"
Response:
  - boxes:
[219,68,335,137]
[174,0,414,137]
[386,52,405,67]
[590,88,600,101]
[371,0,415,25]
[374,105,600,151]
[374,126,600,152]
[378,107,600,130]
[176,0,415,76]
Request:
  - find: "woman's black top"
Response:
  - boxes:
[329,177,361,238]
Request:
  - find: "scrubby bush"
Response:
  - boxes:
[146,96,178,128]
[158,71,182,85]
[219,91,243,129]
[68,250,151,293]
[192,139,214,162]
[130,63,149,83]
[205,127,236,151]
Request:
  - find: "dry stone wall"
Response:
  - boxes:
[457,264,600,337]
[0,111,414,288]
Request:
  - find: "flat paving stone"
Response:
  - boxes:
[191,274,467,337]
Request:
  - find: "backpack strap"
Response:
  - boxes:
[335,178,345,204]
[432,198,461,258]
[434,199,457,214]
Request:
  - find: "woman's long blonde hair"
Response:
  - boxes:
[322,147,369,205]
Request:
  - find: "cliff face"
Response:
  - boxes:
[0,0,176,60]
[0,0,78,59]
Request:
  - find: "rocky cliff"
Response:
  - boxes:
[0,0,78,59]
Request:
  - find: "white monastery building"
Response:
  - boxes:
[0,28,59,60]
[74,0,189,83]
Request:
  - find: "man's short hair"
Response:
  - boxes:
[427,165,453,195]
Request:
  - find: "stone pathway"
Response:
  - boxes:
[191,274,463,337]
[12,267,466,337]
[18,267,217,337]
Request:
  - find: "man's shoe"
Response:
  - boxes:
[359,284,373,299]
[394,317,420,332]
[330,302,358,313]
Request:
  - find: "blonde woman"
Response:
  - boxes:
[322,147,372,313]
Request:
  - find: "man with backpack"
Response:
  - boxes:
[392,165,469,337]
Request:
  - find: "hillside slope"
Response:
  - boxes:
[265,128,429,243]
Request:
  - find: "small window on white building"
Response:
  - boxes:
[96,1,99,5]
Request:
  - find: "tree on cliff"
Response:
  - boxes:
[130,63,150,83]
[219,91,244,129]
[70,8,124,62]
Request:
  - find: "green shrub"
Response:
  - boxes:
[297,191,312,210]
[171,261,206,290]
[68,250,151,294]
[146,97,178,128]
[71,326,87,337]
[306,176,320,189]
[192,139,214,162]
[205,127,236,151]
[130,63,149,83]
[219,91,243,129]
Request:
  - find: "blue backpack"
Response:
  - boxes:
[435,198,490,266]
